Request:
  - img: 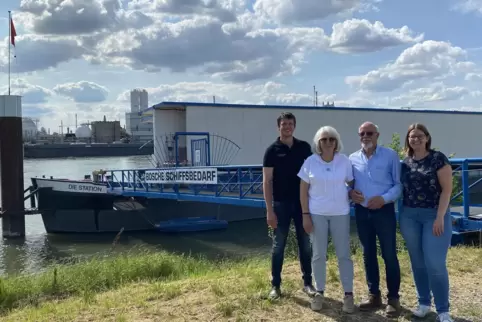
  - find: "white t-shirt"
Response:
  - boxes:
[297,153,354,216]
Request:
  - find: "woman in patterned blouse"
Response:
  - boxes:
[399,123,454,322]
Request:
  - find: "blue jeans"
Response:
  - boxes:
[271,200,312,288]
[354,203,401,299]
[399,206,452,314]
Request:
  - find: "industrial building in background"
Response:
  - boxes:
[22,88,155,159]
[125,89,153,143]
[22,117,39,141]
[91,116,122,143]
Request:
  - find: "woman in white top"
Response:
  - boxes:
[298,125,355,313]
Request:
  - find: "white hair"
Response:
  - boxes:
[360,121,380,132]
[313,125,344,155]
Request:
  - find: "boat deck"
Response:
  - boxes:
[110,187,263,199]
[452,206,482,217]
[108,185,265,207]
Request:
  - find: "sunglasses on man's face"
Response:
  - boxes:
[320,137,336,143]
[359,131,374,137]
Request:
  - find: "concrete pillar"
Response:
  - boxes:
[0,95,25,238]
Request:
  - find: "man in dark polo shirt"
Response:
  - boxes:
[262,112,316,299]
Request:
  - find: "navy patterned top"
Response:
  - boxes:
[401,150,450,208]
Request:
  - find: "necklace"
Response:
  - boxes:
[319,154,334,172]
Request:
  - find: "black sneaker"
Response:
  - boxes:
[268,286,281,299]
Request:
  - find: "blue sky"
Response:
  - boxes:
[1,0,482,132]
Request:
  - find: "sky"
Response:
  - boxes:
[2,0,482,132]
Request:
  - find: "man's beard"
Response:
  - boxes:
[362,142,373,149]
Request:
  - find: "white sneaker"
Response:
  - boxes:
[311,292,324,311]
[343,294,355,314]
[412,305,431,317]
[437,312,454,322]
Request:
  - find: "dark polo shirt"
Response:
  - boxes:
[263,137,312,202]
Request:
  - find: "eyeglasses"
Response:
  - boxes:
[409,135,426,141]
[320,137,336,143]
[359,131,374,137]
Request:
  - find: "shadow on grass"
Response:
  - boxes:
[402,311,474,322]
[290,295,408,321]
[413,312,474,322]
[289,295,473,322]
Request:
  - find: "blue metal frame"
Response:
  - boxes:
[106,165,264,207]
[173,132,211,167]
[104,157,482,242]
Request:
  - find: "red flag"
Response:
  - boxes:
[10,17,16,47]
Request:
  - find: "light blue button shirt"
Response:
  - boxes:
[349,145,402,207]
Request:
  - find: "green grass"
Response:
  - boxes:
[0,247,263,315]
[1,233,482,321]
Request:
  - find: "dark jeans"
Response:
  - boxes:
[354,203,401,299]
[271,200,312,288]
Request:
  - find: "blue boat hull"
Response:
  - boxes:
[156,216,228,233]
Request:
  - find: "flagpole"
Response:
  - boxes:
[8,10,11,96]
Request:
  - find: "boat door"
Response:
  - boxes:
[191,138,209,166]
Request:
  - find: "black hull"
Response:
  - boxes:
[24,143,154,159]
[32,180,265,233]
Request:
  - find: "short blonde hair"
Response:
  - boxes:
[313,126,344,155]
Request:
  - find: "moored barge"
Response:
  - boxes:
[30,165,265,234]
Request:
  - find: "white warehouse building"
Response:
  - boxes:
[143,102,482,167]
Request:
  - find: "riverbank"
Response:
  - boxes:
[2,241,482,322]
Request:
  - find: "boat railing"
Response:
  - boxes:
[103,158,482,216]
[448,158,482,218]
[105,164,264,200]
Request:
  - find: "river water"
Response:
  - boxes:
[0,156,271,276]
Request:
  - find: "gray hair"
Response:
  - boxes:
[313,125,344,155]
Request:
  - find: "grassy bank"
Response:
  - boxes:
[1,238,482,322]
[0,249,251,312]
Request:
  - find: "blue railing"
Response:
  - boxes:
[445,158,482,217]
[105,164,265,207]
[103,158,482,216]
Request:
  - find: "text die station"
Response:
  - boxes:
[67,183,105,193]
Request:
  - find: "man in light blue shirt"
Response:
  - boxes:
[349,121,402,317]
